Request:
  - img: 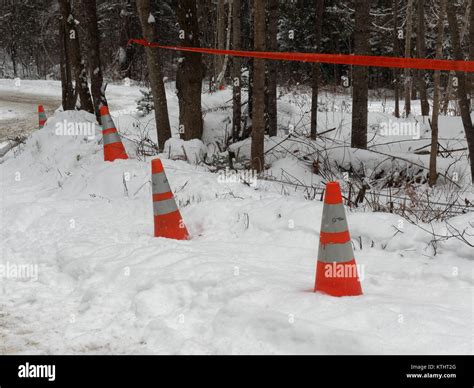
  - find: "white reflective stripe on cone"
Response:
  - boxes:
[101,115,116,130]
[320,204,349,233]
[153,198,179,216]
[152,172,171,194]
[317,241,354,263]
[103,131,122,145]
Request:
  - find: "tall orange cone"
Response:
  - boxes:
[314,181,363,297]
[100,106,128,162]
[151,158,189,240]
[38,105,47,129]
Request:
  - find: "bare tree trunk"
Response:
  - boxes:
[59,19,76,110]
[81,0,107,123]
[119,1,137,79]
[442,0,471,114]
[416,0,429,116]
[58,0,94,114]
[265,0,278,137]
[176,0,204,140]
[199,0,215,92]
[470,0,474,110]
[232,0,242,141]
[252,0,266,172]
[310,0,324,140]
[447,0,474,183]
[404,0,413,117]
[429,0,447,187]
[216,0,233,88]
[393,0,400,118]
[351,0,369,149]
[215,0,226,89]
[245,2,255,139]
[136,0,172,150]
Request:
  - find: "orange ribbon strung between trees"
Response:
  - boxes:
[129,38,474,73]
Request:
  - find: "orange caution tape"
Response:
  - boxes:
[129,38,474,72]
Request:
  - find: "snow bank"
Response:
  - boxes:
[1,87,472,355]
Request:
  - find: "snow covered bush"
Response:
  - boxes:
[163,138,207,164]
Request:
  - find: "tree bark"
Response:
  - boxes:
[393,0,400,118]
[216,0,233,89]
[416,0,429,116]
[232,0,242,141]
[59,18,76,110]
[81,0,107,123]
[429,0,447,187]
[58,0,94,114]
[470,0,474,110]
[265,0,278,137]
[310,0,324,140]
[442,0,471,114]
[351,0,369,149]
[404,0,413,117]
[447,0,474,183]
[252,0,266,172]
[136,0,172,151]
[215,0,226,89]
[176,0,204,140]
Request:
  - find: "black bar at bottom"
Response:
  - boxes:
[0,355,471,387]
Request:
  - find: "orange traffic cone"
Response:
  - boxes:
[151,158,189,240]
[38,105,47,129]
[314,181,363,297]
[100,106,128,162]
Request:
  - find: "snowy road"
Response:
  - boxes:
[0,89,61,141]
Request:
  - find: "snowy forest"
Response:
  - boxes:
[0,0,473,358]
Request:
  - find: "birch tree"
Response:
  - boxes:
[232,0,242,141]
[404,0,413,117]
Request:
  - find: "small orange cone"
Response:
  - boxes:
[100,106,128,162]
[38,105,47,129]
[314,181,363,297]
[151,158,189,240]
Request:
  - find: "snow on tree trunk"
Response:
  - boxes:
[136,0,172,151]
[58,0,94,114]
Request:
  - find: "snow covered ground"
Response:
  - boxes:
[0,79,472,354]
